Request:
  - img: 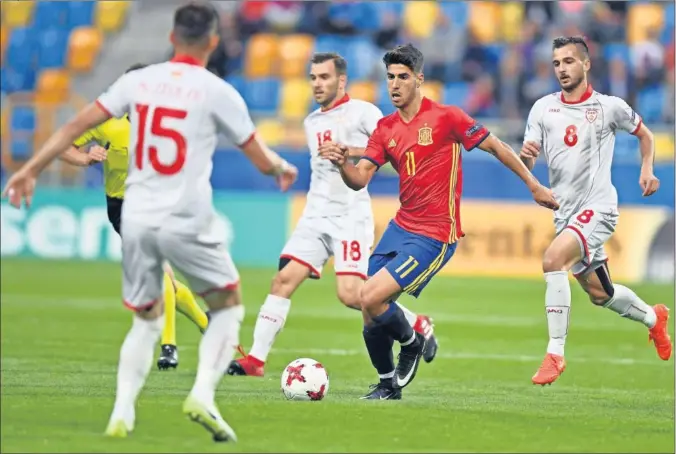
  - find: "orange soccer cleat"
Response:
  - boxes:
[648,304,672,361]
[532,353,566,386]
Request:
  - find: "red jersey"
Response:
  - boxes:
[362,97,489,244]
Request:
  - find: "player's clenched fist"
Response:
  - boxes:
[531,184,559,211]
[520,141,541,159]
[639,170,660,197]
[274,160,298,192]
[318,142,348,166]
[2,167,36,209]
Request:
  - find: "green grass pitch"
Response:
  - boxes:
[1,258,674,453]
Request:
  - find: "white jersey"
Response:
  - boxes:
[302,96,383,218]
[96,58,256,233]
[524,87,642,221]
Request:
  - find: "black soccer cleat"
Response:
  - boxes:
[157,344,179,370]
[392,332,426,389]
[422,334,438,363]
[360,383,402,400]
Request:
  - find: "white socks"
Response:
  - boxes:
[190,304,245,404]
[110,315,164,427]
[394,301,418,327]
[249,294,291,363]
[603,284,657,328]
[544,271,571,357]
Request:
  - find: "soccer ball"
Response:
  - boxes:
[281,358,329,401]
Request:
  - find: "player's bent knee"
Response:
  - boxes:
[337,288,361,310]
[202,285,241,311]
[542,250,571,273]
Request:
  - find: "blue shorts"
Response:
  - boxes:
[367,221,457,298]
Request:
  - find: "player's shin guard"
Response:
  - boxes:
[544,271,571,357]
[603,284,657,328]
[363,324,395,382]
[371,303,415,345]
[110,315,163,427]
[190,305,245,404]
[248,294,291,363]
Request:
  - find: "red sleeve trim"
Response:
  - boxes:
[95,100,113,118]
[630,119,642,136]
[237,132,256,148]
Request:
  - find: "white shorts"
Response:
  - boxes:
[121,221,239,311]
[280,214,374,280]
[556,206,618,277]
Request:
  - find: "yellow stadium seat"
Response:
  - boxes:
[95,1,130,33]
[279,34,314,79]
[0,25,8,65]
[1,1,34,28]
[280,78,312,120]
[654,133,675,162]
[468,2,501,43]
[67,27,103,73]
[403,2,439,39]
[627,4,664,44]
[349,81,377,104]
[35,70,70,104]
[422,81,443,102]
[500,2,524,43]
[256,119,285,147]
[245,34,279,78]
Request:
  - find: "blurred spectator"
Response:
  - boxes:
[466,74,497,117]
[587,2,625,43]
[264,1,302,32]
[411,13,465,82]
[374,11,400,50]
[664,39,675,122]
[522,59,557,108]
[631,29,665,88]
[498,49,523,119]
[461,30,491,83]
[607,58,629,100]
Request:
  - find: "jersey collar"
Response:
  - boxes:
[320,94,350,112]
[560,83,593,104]
[170,55,204,67]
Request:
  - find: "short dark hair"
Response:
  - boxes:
[552,36,590,59]
[125,63,147,73]
[310,52,347,76]
[382,43,424,73]
[173,2,218,46]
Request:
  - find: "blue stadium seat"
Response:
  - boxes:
[614,134,640,163]
[372,1,404,25]
[243,78,280,115]
[376,82,395,116]
[10,137,33,160]
[351,3,378,31]
[344,37,379,80]
[37,29,69,69]
[637,86,664,123]
[443,82,469,110]
[11,106,36,132]
[225,74,246,96]
[604,43,630,64]
[1,67,36,93]
[438,1,468,29]
[33,1,69,30]
[67,1,95,30]
[314,35,348,58]
[6,27,36,73]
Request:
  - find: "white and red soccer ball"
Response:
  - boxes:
[281,358,329,401]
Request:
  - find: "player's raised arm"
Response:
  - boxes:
[610,97,660,197]
[213,82,297,191]
[520,100,546,171]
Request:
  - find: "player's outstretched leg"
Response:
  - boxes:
[158,272,179,370]
[105,303,164,437]
[361,270,426,390]
[184,287,243,443]
[577,263,672,361]
[227,260,309,377]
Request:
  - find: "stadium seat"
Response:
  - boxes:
[604,43,630,65]
[67,1,95,30]
[1,67,36,93]
[256,119,285,147]
[6,27,35,73]
[627,3,664,44]
[95,1,130,33]
[468,2,501,43]
[422,81,443,103]
[278,34,314,79]
[654,132,675,162]
[500,2,524,43]
[344,36,379,80]
[280,78,312,121]
[439,1,468,29]
[37,29,69,70]
[33,1,68,30]
[403,2,439,38]
[9,106,36,159]
[1,0,34,28]
[243,78,280,116]
[244,34,279,79]
[10,136,33,160]
[35,69,70,104]
[636,86,664,123]
[0,26,8,65]
[313,34,348,57]
[372,2,404,27]
[443,82,469,110]
[349,81,377,104]
[376,82,395,116]
[67,27,103,73]
[10,105,35,132]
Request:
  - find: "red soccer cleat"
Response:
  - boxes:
[532,353,566,386]
[226,346,265,377]
[414,315,438,363]
[649,304,672,361]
